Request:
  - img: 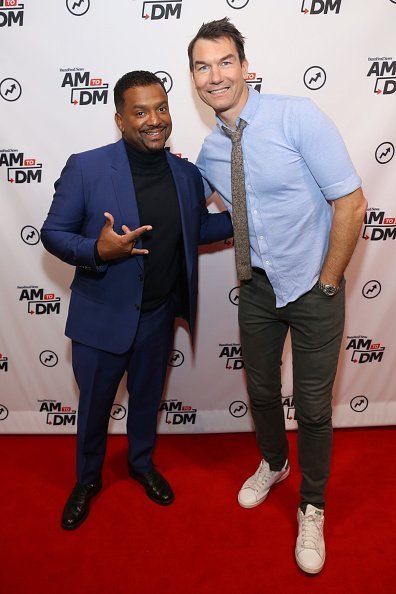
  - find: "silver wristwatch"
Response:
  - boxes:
[317,280,339,296]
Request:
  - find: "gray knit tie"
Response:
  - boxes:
[222,118,252,281]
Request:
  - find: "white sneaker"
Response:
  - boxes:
[295,504,326,574]
[237,459,290,509]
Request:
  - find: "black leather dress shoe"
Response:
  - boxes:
[61,479,102,530]
[129,466,174,506]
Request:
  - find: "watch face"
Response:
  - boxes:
[324,285,337,296]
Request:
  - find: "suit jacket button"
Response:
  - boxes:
[134,304,140,310]
[138,274,144,282]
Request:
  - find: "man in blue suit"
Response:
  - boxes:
[41,70,232,530]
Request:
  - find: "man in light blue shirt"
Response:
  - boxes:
[188,18,367,574]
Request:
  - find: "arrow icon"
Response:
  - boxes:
[73,99,79,105]
[144,13,149,19]
[303,8,309,13]
[376,89,382,95]
[5,83,16,96]
[364,235,369,240]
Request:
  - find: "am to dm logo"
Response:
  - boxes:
[362,209,396,241]
[0,353,8,372]
[18,286,61,316]
[38,400,76,427]
[0,150,42,183]
[301,0,342,14]
[142,0,182,20]
[219,343,244,370]
[345,336,386,364]
[0,1,24,27]
[60,69,109,106]
[159,399,197,425]
[282,395,296,421]
[367,57,396,95]
[246,72,262,93]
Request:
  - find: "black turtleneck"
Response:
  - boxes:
[124,139,183,312]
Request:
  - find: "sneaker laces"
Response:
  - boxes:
[244,460,272,491]
[300,512,324,550]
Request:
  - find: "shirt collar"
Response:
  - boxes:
[216,85,261,132]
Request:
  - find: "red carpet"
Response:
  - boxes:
[1,428,395,593]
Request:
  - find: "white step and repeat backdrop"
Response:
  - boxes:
[1,0,395,434]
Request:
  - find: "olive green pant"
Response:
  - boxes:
[239,268,345,510]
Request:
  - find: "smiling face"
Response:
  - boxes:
[191,36,249,127]
[115,83,172,153]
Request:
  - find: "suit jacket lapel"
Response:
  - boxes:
[166,152,193,273]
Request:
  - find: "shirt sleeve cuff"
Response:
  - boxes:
[321,171,362,201]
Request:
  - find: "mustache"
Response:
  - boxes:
[140,125,167,132]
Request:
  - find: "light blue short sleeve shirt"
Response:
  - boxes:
[196,87,362,307]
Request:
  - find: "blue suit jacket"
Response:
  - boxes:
[41,139,232,354]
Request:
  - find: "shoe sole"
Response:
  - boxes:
[237,466,290,509]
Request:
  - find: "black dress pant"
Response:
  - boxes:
[72,293,177,484]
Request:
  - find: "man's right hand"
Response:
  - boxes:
[96,212,152,261]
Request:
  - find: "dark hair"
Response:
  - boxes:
[187,17,246,72]
[114,71,166,112]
